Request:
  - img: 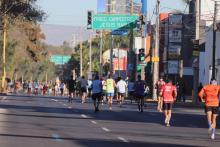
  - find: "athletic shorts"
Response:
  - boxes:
[92,93,102,101]
[107,93,114,97]
[81,87,87,93]
[163,103,173,110]
[118,92,125,97]
[135,94,144,99]
[205,106,219,115]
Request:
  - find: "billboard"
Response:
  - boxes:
[169,14,182,28]
[97,0,106,14]
[168,45,181,59]
[168,60,178,74]
[169,29,182,43]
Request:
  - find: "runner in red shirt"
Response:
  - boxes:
[160,79,177,127]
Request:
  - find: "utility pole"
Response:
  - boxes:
[80,41,83,77]
[193,0,200,103]
[110,35,114,74]
[89,36,92,74]
[1,15,7,92]
[212,1,220,79]
[99,31,103,75]
[152,0,160,100]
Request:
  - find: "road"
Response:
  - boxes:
[0,95,219,147]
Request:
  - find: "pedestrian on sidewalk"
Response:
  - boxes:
[91,75,102,113]
[198,79,220,140]
[134,75,146,112]
[160,79,177,127]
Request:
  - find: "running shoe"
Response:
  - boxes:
[211,132,215,140]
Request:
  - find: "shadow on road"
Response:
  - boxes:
[0,133,207,147]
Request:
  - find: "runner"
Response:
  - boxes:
[128,79,135,103]
[106,74,116,110]
[60,82,65,96]
[198,79,220,140]
[87,79,92,98]
[68,76,76,103]
[91,75,102,113]
[116,77,127,107]
[160,79,177,127]
[27,81,33,95]
[80,76,88,103]
[134,75,146,112]
[155,77,166,112]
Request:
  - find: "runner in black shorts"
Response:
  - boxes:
[163,103,173,111]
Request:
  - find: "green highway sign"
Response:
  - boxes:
[50,55,71,65]
[92,14,138,30]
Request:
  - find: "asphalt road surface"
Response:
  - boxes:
[0,95,219,147]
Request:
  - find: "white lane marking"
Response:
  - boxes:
[2,97,7,101]
[52,134,62,142]
[91,120,97,124]
[51,99,58,102]
[81,114,88,118]
[216,132,220,135]
[68,106,72,109]
[118,137,129,143]
[63,104,67,106]
[102,127,110,132]
[0,96,7,102]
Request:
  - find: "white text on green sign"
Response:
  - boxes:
[92,14,138,30]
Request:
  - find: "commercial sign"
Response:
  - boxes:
[169,14,182,28]
[169,29,182,43]
[168,60,179,74]
[92,14,138,30]
[168,45,181,59]
[113,57,127,71]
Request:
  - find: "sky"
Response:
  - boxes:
[37,0,187,26]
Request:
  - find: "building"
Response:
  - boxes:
[159,13,195,95]
[98,0,142,14]
[196,0,220,85]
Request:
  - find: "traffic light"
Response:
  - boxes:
[138,48,145,62]
[139,14,145,25]
[87,11,92,29]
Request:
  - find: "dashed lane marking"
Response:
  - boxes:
[51,99,58,102]
[117,137,129,143]
[0,97,7,102]
[68,107,72,109]
[52,134,62,142]
[63,104,67,106]
[216,132,220,135]
[81,114,88,118]
[91,120,97,124]
[102,127,110,132]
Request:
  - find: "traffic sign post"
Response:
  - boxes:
[110,30,128,36]
[92,14,138,30]
[50,55,71,65]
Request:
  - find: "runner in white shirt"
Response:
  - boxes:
[116,77,127,107]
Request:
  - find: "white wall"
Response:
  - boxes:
[201,28,220,85]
